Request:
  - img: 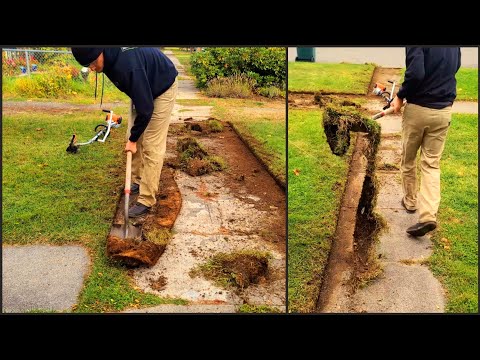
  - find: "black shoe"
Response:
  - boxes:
[131,183,139,195]
[128,202,150,218]
[401,198,416,213]
[406,222,437,237]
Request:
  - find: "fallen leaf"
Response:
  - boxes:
[293,168,300,176]
[444,245,450,250]
[36,128,43,131]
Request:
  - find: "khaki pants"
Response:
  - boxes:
[401,103,451,223]
[127,78,178,207]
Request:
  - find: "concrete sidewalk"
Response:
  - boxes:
[349,128,446,313]
[2,245,90,313]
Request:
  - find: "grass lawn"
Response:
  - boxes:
[288,62,375,94]
[456,68,478,101]
[399,67,477,101]
[2,74,129,104]
[2,108,186,312]
[288,109,352,312]
[429,113,478,313]
[177,98,286,188]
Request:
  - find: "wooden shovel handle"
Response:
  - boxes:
[372,107,395,120]
[125,151,132,194]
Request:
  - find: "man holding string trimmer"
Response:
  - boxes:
[390,47,461,237]
[71,47,178,218]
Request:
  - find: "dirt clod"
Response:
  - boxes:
[107,236,165,267]
[149,275,167,291]
[323,104,381,157]
[194,251,270,289]
[177,136,226,176]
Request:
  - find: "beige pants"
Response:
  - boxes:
[127,78,178,207]
[401,103,451,223]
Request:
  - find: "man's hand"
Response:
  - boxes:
[390,96,404,113]
[125,140,137,154]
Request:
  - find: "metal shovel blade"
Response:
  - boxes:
[109,223,142,240]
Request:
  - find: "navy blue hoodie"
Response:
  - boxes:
[397,48,461,109]
[102,48,178,142]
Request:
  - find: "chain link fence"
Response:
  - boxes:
[2,48,76,77]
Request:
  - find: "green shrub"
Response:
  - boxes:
[4,63,125,101]
[191,48,286,89]
[205,74,255,98]
[257,85,285,98]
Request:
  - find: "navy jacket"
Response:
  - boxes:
[102,48,178,142]
[397,48,461,109]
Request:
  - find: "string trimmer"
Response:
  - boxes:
[66,109,123,153]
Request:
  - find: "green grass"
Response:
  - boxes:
[456,68,478,101]
[288,62,375,94]
[288,109,352,312]
[2,109,186,312]
[399,67,477,101]
[428,113,478,313]
[237,304,282,313]
[212,98,286,187]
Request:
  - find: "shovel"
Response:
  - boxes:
[372,107,394,120]
[109,150,141,239]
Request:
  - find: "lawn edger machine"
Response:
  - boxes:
[66,109,123,153]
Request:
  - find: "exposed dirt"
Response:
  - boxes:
[149,275,167,291]
[107,166,182,268]
[229,123,286,190]
[288,93,318,108]
[316,134,368,312]
[185,119,223,134]
[176,136,225,176]
[142,167,182,229]
[367,67,402,99]
[317,104,383,312]
[189,121,286,251]
[196,252,269,289]
[107,236,165,267]
[351,175,382,290]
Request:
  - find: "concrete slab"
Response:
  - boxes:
[171,104,213,123]
[379,137,402,150]
[376,115,402,134]
[377,209,434,262]
[353,262,445,313]
[376,172,404,210]
[2,245,90,313]
[452,101,478,114]
[177,80,200,100]
[133,172,284,306]
[377,149,401,168]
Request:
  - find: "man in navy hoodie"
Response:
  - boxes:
[71,47,178,217]
[391,47,461,237]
